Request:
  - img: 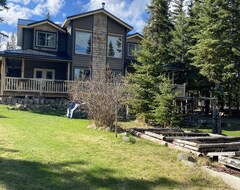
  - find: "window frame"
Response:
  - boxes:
[107,35,123,59]
[36,30,57,49]
[74,67,91,81]
[33,68,55,80]
[75,29,93,55]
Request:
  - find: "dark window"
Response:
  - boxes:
[74,68,91,80]
[46,71,53,79]
[75,31,92,55]
[107,36,123,58]
[36,31,56,48]
[36,71,43,79]
[128,43,140,56]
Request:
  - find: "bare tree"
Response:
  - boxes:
[69,68,126,135]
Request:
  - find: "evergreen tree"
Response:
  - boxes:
[186,1,211,94]
[6,41,10,50]
[189,0,240,116]
[169,0,188,84]
[152,77,180,127]
[86,36,92,54]
[108,40,115,57]
[127,0,178,125]
[46,12,51,20]
[7,32,17,50]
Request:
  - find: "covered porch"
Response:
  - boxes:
[0,50,72,97]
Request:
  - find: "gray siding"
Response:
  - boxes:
[108,17,125,35]
[71,15,93,72]
[66,25,72,56]
[58,32,67,52]
[22,28,33,50]
[107,58,125,70]
[107,17,126,73]
[24,60,67,80]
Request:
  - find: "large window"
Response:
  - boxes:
[36,31,56,48]
[128,43,140,56]
[74,68,91,80]
[107,36,122,58]
[75,31,92,55]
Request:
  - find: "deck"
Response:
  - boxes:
[0,77,73,97]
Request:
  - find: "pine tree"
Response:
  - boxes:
[152,77,180,127]
[108,40,115,57]
[169,0,188,84]
[86,36,92,54]
[6,41,10,50]
[189,0,240,116]
[46,12,51,20]
[127,0,178,125]
[7,32,17,50]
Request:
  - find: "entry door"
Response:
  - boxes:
[34,69,55,80]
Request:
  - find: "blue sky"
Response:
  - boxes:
[0,0,150,38]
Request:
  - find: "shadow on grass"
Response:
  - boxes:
[26,109,66,117]
[0,147,19,153]
[0,157,180,190]
[0,115,8,118]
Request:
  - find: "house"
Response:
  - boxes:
[0,4,185,98]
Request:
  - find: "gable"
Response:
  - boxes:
[63,9,133,31]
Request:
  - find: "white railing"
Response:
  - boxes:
[3,77,73,94]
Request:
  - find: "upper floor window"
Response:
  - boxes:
[128,43,140,57]
[36,31,56,48]
[75,31,92,55]
[107,36,122,58]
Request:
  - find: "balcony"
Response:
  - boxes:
[1,77,73,97]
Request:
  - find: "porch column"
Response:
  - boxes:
[1,57,6,95]
[21,58,25,78]
[67,62,70,80]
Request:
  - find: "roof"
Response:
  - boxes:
[18,19,37,26]
[62,8,133,31]
[0,49,71,62]
[18,19,65,33]
[127,33,143,40]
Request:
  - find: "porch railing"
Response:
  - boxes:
[3,77,73,94]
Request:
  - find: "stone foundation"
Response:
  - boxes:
[0,97,69,107]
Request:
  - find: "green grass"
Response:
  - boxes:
[0,105,230,190]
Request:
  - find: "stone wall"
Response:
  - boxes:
[0,96,69,106]
[92,13,107,74]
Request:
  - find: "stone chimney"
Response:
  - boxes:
[102,2,105,9]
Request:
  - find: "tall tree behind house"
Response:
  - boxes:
[126,0,180,126]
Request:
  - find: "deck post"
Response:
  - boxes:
[67,62,70,80]
[1,57,6,95]
[21,58,25,78]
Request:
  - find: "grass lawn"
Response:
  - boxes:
[0,105,231,190]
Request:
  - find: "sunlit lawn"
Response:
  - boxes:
[0,105,230,190]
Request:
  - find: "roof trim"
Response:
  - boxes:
[0,51,71,62]
[62,8,133,31]
[19,19,66,33]
[127,33,143,40]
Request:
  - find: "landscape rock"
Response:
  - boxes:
[177,153,196,163]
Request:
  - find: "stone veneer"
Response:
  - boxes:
[92,13,107,74]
